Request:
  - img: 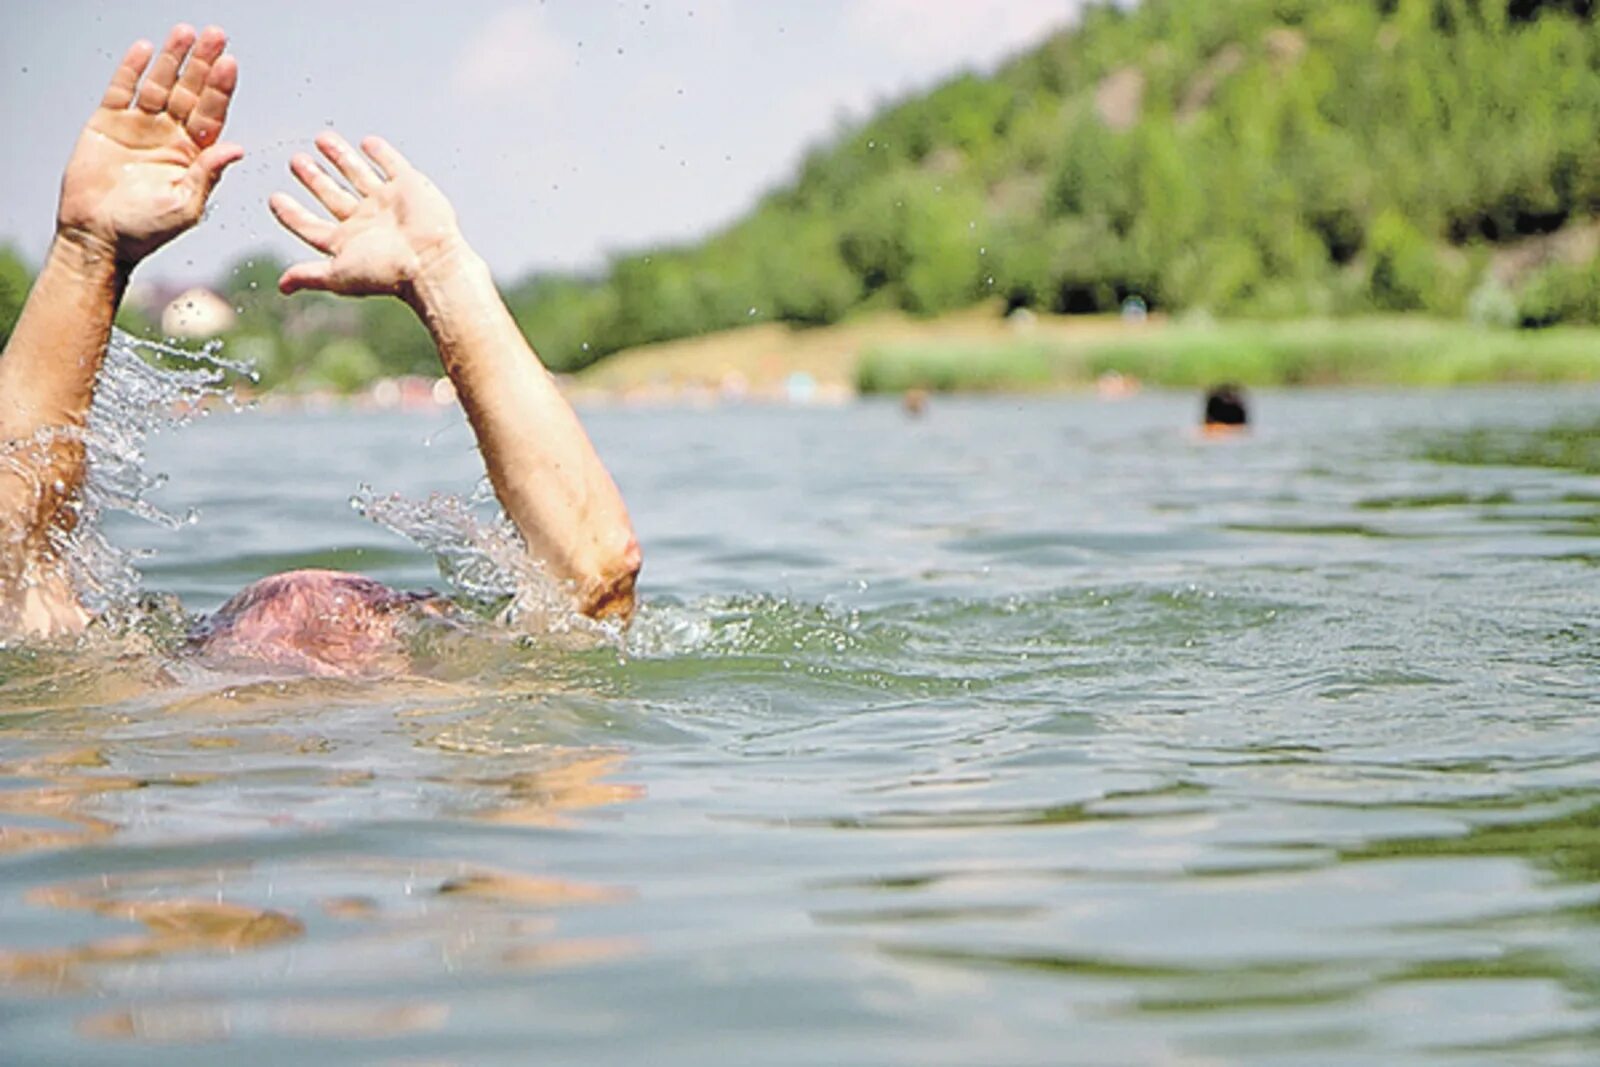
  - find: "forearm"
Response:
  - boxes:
[404,241,640,619]
[0,231,124,635]
[0,230,125,437]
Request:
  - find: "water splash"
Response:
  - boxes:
[1,328,251,628]
[352,480,611,642]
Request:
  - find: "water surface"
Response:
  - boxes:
[3,389,1598,1065]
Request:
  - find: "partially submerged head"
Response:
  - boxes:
[1203,384,1249,435]
[188,569,449,678]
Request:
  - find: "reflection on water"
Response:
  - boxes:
[3,391,1600,1063]
[1421,419,1600,475]
[0,726,641,1049]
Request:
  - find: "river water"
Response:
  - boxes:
[2,388,1598,1065]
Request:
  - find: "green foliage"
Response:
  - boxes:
[124,0,1600,390]
[0,244,32,348]
[1367,211,1439,311]
[857,341,1056,393]
[1085,317,1600,385]
[855,317,1600,393]
[310,338,381,394]
[1517,258,1600,325]
[208,252,378,389]
[506,274,616,373]
[361,297,437,377]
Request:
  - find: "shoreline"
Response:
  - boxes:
[218,309,1600,411]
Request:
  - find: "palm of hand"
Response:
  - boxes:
[55,27,240,265]
[327,178,457,296]
[59,109,208,262]
[272,133,462,299]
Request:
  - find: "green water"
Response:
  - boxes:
[2,390,1598,1065]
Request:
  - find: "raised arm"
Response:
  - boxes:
[0,25,242,638]
[268,133,641,622]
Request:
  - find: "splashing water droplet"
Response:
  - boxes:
[3,329,255,619]
[352,484,609,639]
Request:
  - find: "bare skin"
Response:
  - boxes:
[268,133,641,620]
[0,25,241,638]
[0,25,640,666]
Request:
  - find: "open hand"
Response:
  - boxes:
[269,132,463,299]
[57,24,243,265]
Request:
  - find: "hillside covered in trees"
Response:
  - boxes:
[496,0,1600,377]
[6,0,1600,387]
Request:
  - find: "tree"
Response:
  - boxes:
[0,245,33,348]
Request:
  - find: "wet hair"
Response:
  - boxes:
[187,569,449,677]
[1203,384,1249,427]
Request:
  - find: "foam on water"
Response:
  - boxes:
[5,327,610,657]
[352,480,618,643]
[0,328,251,634]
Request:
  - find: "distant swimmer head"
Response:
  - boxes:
[187,569,451,678]
[1203,384,1249,434]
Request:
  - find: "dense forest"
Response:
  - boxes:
[5,0,1600,387]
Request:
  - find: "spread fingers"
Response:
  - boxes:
[135,24,196,113]
[185,54,238,148]
[269,193,337,254]
[101,39,155,110]
[360,135,412,180]
[168,25,226,124]
[291,153,359,219]
[316,131,384,196]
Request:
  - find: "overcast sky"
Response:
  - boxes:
[0,1,1082,286]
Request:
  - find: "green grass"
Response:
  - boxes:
[855,318,1600,393]
[856,340,1058,393]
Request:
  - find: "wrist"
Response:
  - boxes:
[50,226,132,290]
[401,232,488,315]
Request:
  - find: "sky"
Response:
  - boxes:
[0,1,1084,286]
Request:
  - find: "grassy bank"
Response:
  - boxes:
[567,304,1130,401]
[856,318,1600,393]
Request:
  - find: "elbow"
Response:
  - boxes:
[578,534,642,623]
